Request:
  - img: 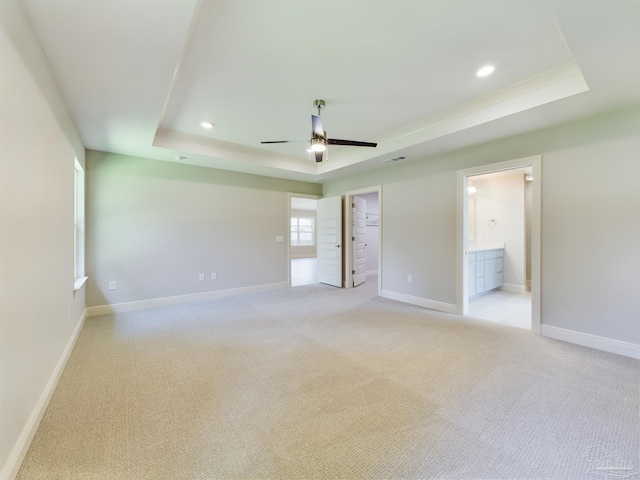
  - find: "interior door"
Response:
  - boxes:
[352,196,367,287]
[317,196,343,287]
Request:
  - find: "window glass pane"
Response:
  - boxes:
[74,158,85,280]
[291,217,298,246]
[290,216,315,246]
[299,233,313,245]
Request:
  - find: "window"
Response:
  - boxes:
[74,158,86,291]
[291,217,315,246]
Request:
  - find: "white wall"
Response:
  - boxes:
[382,171,457,303]
[541,135,640,341]
[324,109,640,348]
[85,151,321,307]
[525,179,532,284]
[0,1,86,477]
[474,173,526,288]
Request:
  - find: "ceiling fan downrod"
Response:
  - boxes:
[313,99,325,116]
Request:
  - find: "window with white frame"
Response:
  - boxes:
[74,158,86,290]
[291,217,315,246]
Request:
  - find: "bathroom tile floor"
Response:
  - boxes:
[469,289,532,330]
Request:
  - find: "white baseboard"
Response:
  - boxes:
[86,282,289,317]
[1,309,87,480]
[366,269,378,276]
[381,290,458,314]
[291,254,317,259]
[501,283,527,293]
[541,324,640,359]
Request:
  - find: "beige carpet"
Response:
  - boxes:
[17,280,639,479]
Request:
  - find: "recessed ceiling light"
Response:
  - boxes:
[476,65,495,77]
[201,121,214,129]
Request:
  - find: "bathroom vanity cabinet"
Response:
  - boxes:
[468,248,504,297]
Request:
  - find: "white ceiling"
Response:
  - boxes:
[22,0,640,183]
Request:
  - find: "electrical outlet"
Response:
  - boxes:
[198,273,205,282]
[109,281,117,290]
[407,275,412,283]
[211,273,217,280]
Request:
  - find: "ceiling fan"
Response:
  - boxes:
[261,99,377,163]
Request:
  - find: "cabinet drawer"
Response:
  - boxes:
[468,252,476,262]
[476,252,485,261]
[476,262,485,277]
[485,250,497,259]
[496,258,504,272]
[496,249,504,258]
[476,278,485,292]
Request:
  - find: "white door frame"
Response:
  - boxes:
[287,192,321,287]
[456,156,542,334]
[344,185,382,296]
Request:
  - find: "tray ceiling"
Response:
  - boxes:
[22,0,640,182]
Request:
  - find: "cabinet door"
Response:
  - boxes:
[469,261,476,296]
[485,260,497,290]
[476,260,485,277]
[495,249,504,288]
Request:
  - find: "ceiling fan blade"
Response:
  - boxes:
[314,150,324,163]
[327,138,377,147]
[260,140,306,144]
[311,114,324,137]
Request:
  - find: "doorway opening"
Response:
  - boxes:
[289,194,319,287]
[344,186,382,296]
[457,157,541,334]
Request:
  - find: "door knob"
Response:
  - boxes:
[335,244,340,248]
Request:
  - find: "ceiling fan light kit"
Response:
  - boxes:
[310,137,326,152]
[261,99,377,163]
